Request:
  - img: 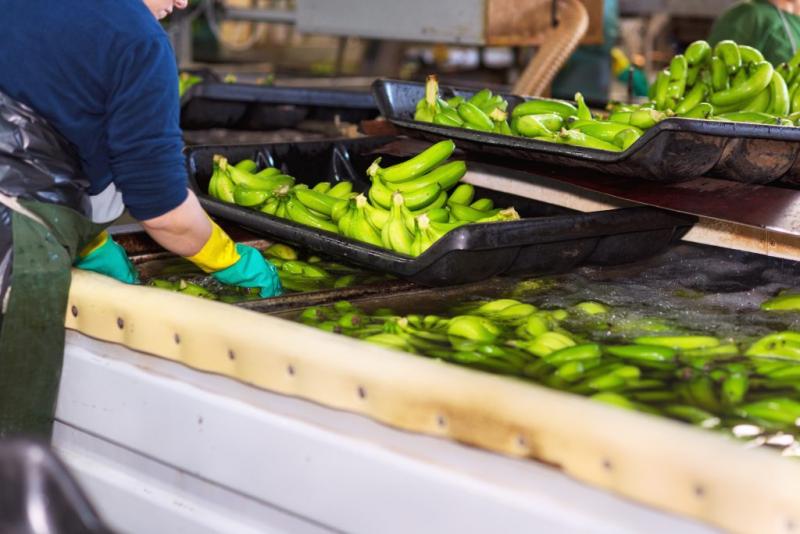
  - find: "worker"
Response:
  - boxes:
[0,0,282,297]
[709,0,800,65]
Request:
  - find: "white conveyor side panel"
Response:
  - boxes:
[54,331,720,534]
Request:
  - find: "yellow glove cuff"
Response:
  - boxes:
[611,47,630,76]
[79,231,109,258]
[186,220,241,273]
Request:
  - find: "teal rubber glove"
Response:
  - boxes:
[212,244,282,298]
[74,233,139,284]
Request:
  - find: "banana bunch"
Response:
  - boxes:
[148,241,391,299]
[296,293,800,451]
[415,75,511,134]
[209,140,521,257]
[413,41,800,154]
[637,39,800,126]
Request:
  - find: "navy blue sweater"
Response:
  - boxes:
[0,0,187,220]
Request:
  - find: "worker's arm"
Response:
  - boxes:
[76,28,281,296]
[141,189,282,298]
[140,189,211,257]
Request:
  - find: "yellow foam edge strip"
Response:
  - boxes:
[65,269,800,534]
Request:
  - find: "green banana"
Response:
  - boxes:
[717,111,781,125]
[433,112,463,127]
[468,88,493,107]
[401,181,442,211]
[634,335,720,350]
[761,293,800,310]
[294,188,340,216]
[410,214,437,256]
[678,102,713,119]
[511,98,578,119]
[367,140,455,184]
[470,198,494,211]
[408,190,448,217]
[367,176,394,210]
[519,331,576,357]
[685,40,711,66]
[215,171,236,203]
[234,159,258,172]
[426,207,450,223]
[494,120,513,136]
[233,186,270,207]
[654,69,671,109]
[740,87,771,113]
[737,397,800,425]
[514,113,564,138]
[710,61,773,107]
[389,160,467,194]
[664,405,720,428]
[449,202,500,222]
[347,195,383,247]
[605,344,675,363]
[715,40,742,73]
[557,129,622,152]
[545,343,601,365]
[710,56,729,91]
[568,120,642,143]
[447,315,501,343]
[285,196,339,234]
[328,181,354,198]
[364,202,390,230]
[312,182,332,194]
[769,70,790,116]
[381,192,415,255]
[738,44,764,65]
[630,109,666,129]
[219,157,295,191]
[254,167,282,179]
[614,128,642,150]
[674,83,708,115]
[574,92,592,120]
[263,243,298,260]
[447,183,475,206]
[457,102,494,131]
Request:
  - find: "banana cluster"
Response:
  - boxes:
[414,42,800,154]
[207,140,520,257]
[297,294,800,446]
[148,241,390,298]
[642,39,800,126]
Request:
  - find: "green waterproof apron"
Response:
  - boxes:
[0,200,105,437]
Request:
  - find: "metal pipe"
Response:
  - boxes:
[223,7,297,24]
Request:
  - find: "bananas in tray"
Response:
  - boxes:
[206,140,521,257]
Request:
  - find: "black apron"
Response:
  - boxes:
[0,92,107,437]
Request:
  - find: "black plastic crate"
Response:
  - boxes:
[372,78,800,185]
[180,83,379,131]
[185,137,694,286]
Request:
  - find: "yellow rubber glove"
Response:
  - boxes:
[186,220,241,273]
[611,47,631,77]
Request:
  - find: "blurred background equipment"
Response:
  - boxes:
[0,439,111,534]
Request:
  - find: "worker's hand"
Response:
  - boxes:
[212,244,283,298]
[186,220,282,298]
[74,231,140,284]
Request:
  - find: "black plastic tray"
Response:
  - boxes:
[181,83,379,131]
[185,136,694,286]
[372,79,800,185]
